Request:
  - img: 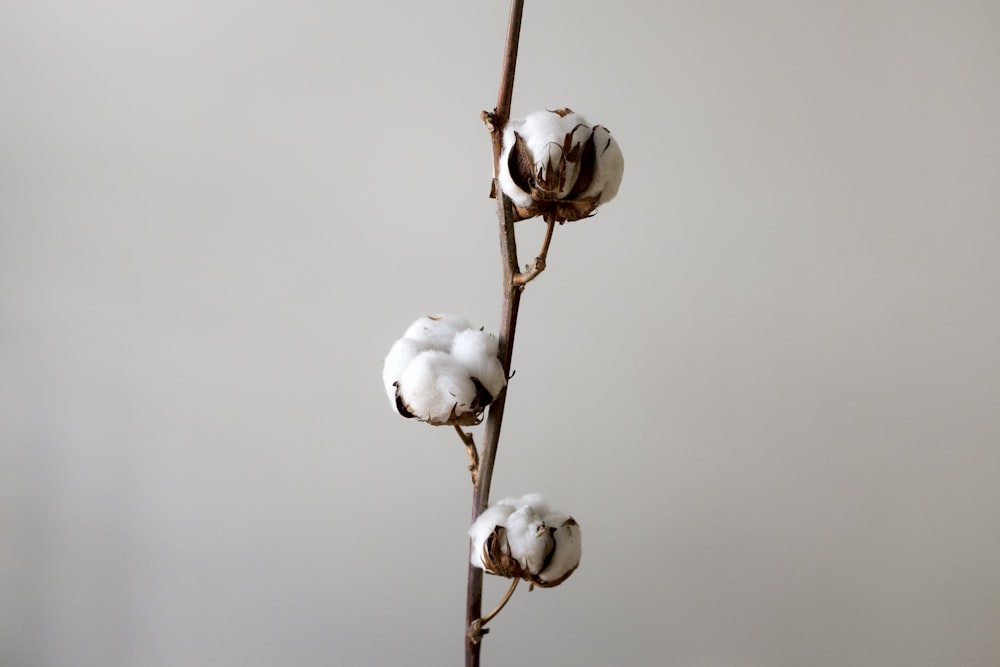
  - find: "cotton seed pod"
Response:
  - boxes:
[468,494,582,588]
[498,108,624,223]
[383,314,506,426]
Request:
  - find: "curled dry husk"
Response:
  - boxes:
[478,518,581,588]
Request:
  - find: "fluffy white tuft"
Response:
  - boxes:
[403,314,473,351]
[504,504,554,575]
[382,337,428,408]
[396,350,476,423]
[450,329,506,399]
[518,110,590,158]
[492,493,549,518]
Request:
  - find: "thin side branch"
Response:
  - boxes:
[467,578,520,645]
[480,577,520,626]
[454,426,479,485]
[513,215,555,286]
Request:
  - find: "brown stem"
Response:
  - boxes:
[467,578,521,645]
[466,3,525,666]
[490,0,525,168]
[465,189,521,667]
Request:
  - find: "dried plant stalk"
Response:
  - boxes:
[465,2,525,666]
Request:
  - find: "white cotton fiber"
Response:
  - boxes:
[493,493,549,519]
[504,504,554,575]
[450,329,506,399]
[403,314,472,351]
[397,350,476,423]
[536,513,582,585]
[518,109,589,164]
[382,337,428,408]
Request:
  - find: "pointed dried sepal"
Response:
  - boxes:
[498,108,624,223]
[479,526,530,579]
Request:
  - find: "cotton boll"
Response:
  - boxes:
[501,109,593,203]
[498,108,623,222]
[382,337,428,409]
[468,504,517,570]
[505,504,555,575]
[536,514,582,586]
[471,495,579,582]
[397,350,477,424]
[450,329,506,399]
[403,314,473,351]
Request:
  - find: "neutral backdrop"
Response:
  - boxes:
[2,1,999,666]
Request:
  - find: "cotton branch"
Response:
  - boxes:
[465,2,525,666]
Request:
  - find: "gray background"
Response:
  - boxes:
[2,1,999,666]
